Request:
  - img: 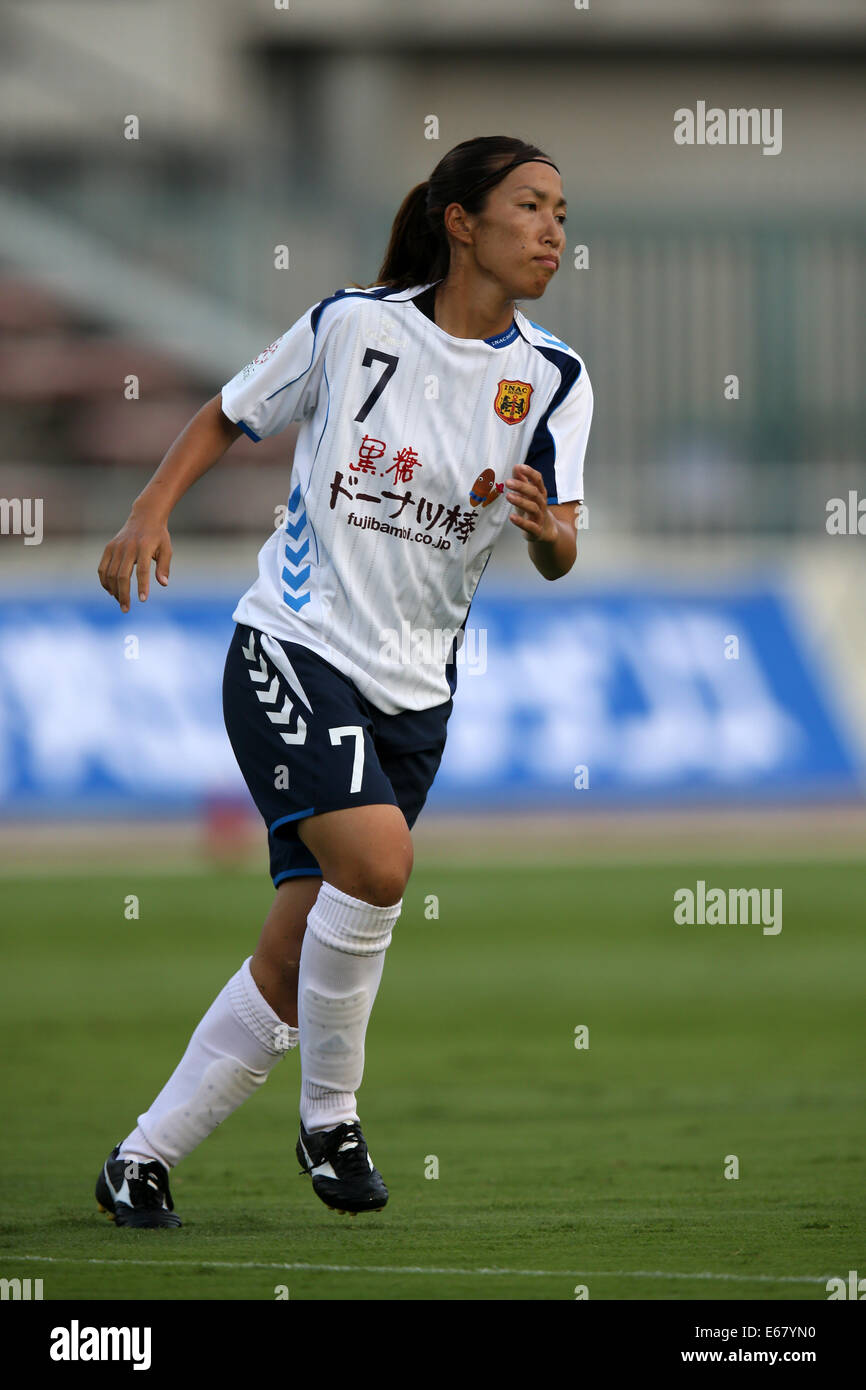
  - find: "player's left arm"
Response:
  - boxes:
[506,463,578,580]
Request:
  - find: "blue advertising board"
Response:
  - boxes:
[0,586,859,816]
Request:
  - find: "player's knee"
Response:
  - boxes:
[353,856,412,907]
[349,836,413,906]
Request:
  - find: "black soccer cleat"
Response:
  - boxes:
[95,1146,182,1228]
[296,1120,388,1214]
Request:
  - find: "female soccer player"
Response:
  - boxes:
[96,134,592,1227]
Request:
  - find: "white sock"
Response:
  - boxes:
[298,882,401,1133]
[118,957,297,1169]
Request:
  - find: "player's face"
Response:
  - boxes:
[470,162,567,300]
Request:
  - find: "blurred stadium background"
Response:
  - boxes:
[1,0,864,863]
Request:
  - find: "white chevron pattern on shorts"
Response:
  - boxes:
[241,631,308,746]
[260,634,314,715]
[256,676,280,704]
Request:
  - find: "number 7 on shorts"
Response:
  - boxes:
[329,725,365,793]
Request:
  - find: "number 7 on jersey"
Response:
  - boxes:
[354,349,399,423]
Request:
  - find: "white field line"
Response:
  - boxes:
[4,1254,830,1284]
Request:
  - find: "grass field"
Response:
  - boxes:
[1,859,864,1301]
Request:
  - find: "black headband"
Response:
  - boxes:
[454,155,560,208]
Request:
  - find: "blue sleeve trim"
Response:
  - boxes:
[237,419,262,443]
[521,348,582,500]
[526,319,575,355]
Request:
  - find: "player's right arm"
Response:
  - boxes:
[100,295,336,611]
[98,393,242,612]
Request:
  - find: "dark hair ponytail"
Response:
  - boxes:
[373,135,558,291]
[374,180,448,292]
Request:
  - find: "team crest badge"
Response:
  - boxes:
[494,379,533,425]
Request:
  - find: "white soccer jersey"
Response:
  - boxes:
[220,283,593,714]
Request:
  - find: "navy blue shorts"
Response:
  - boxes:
[222,624,452,886]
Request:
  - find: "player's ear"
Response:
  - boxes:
[442,201,474,247]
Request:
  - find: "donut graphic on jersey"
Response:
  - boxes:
[469,468,503,508]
